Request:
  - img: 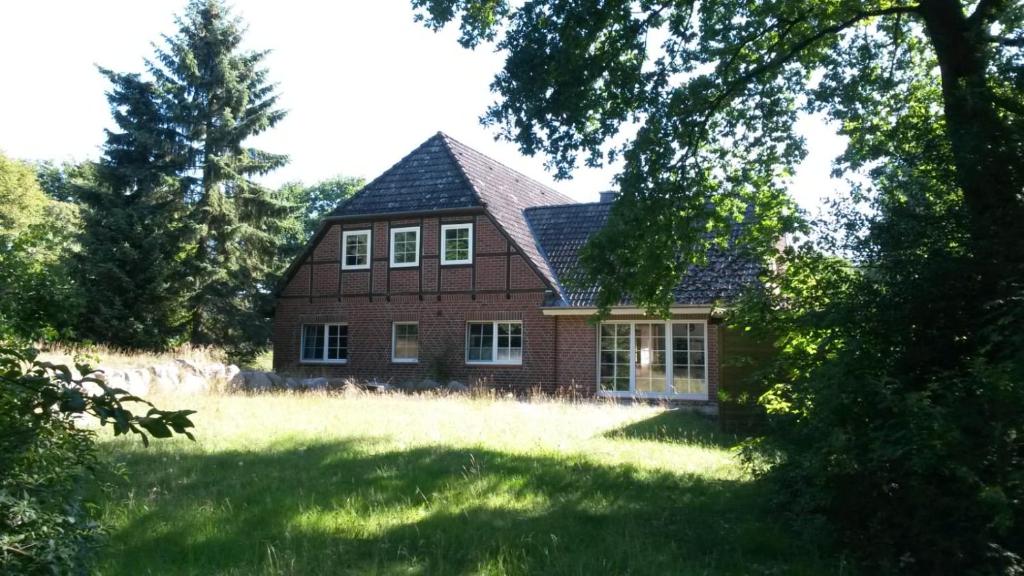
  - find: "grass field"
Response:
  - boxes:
[93,392,848,575]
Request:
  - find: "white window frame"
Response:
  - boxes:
[465,320,523,366]
[389,226,420,268]
[596,320,708,400]
[300,323,349,364]
[440,223,473,265]
[391,322,419,364]
[341,230,371,270]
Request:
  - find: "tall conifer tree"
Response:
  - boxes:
[78,71,186,348]
[85,0,290,354]
[150,0,289,351]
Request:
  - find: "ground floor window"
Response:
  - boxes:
[392,322,419,363]
[466,321,523,365]
[301,323,348,363]
[599,321,707,398]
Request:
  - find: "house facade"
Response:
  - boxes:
[273,133,760,405]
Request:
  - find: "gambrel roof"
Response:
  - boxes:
[281,132,760,306]
[331,132,575,292]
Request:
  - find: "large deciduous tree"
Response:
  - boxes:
[0,153,82,341]
[412,0,1023,572]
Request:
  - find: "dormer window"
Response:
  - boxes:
[390,226,420,268]
[342,230,371,270]
[440,223,473,265]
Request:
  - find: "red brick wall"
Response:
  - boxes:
[274,212,561,391]
[274,292,559,390]
[275,213,721,402]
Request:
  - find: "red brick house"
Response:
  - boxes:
[273,133,760,405]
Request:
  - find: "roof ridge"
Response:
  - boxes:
[439,132,576,206]
[330,132,482,217]
[524,200,608,212]
[436,132,486,207]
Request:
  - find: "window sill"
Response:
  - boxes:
[389,262,419,269]
[597,390,708,401]
[341,265,370,271]
[299,360,348,365]
[391,359,418,364]
[465,361,523,367]
[440,260,473,266]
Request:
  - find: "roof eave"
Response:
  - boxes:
[540,305,720,316]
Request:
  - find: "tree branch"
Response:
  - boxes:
[684,4,921,161]
[968,0,1005,28]
[988,34,1024,46]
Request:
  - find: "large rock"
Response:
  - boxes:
[122,368,152,396]
[230,371,274,391]
[150,363,180,392]
[225,364,240,384]
[174,359,205,377]
[179,373,208,395]
[446,380,469,393]
[301,377,330,390]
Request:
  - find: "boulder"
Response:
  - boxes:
[200,362,226,382]
[174,359,204,377]
[179,373,208,395]
[446,380,469,393]
[301,377,330,390]
[225,364,241,384]
[230,371,273,391]
[150,363,180,392]
[122,368,152,396]
[419,379,440,391]
[267,372,284,388]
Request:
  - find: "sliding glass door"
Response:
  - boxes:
[598,321,708,399]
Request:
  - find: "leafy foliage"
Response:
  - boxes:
[413,0,1023,572]
[0,344,195,574]
[280,175,365,241]
[0,153,82,341]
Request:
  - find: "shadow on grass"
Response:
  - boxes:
[95,439,844,576]
[602,409,741,448]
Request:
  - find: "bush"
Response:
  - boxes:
[0,344,195,574]
[735,248,1024,575]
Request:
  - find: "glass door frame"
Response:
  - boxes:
[596,319,709,401]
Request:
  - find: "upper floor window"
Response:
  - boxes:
[342,230,371,270]
[390,226,420,268]
[440,223,473,265]
[301,323,348,363]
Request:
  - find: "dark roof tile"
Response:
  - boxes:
[524,202,761,307]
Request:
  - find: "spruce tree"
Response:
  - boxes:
[84,0,291,354]
[77,70,186,348]
[150,0,290,353]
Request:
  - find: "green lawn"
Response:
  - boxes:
[94,393,848,575]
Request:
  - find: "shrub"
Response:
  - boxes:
[0,344,195,574]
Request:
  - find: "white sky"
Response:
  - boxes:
[0,0,846,210]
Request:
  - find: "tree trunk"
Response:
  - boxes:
[919,0,1024,310]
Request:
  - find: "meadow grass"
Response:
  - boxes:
[93,392,849,575]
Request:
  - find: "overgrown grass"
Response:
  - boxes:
[38,342,228,369]
[93,393,849,575]
[37,342,274,371]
